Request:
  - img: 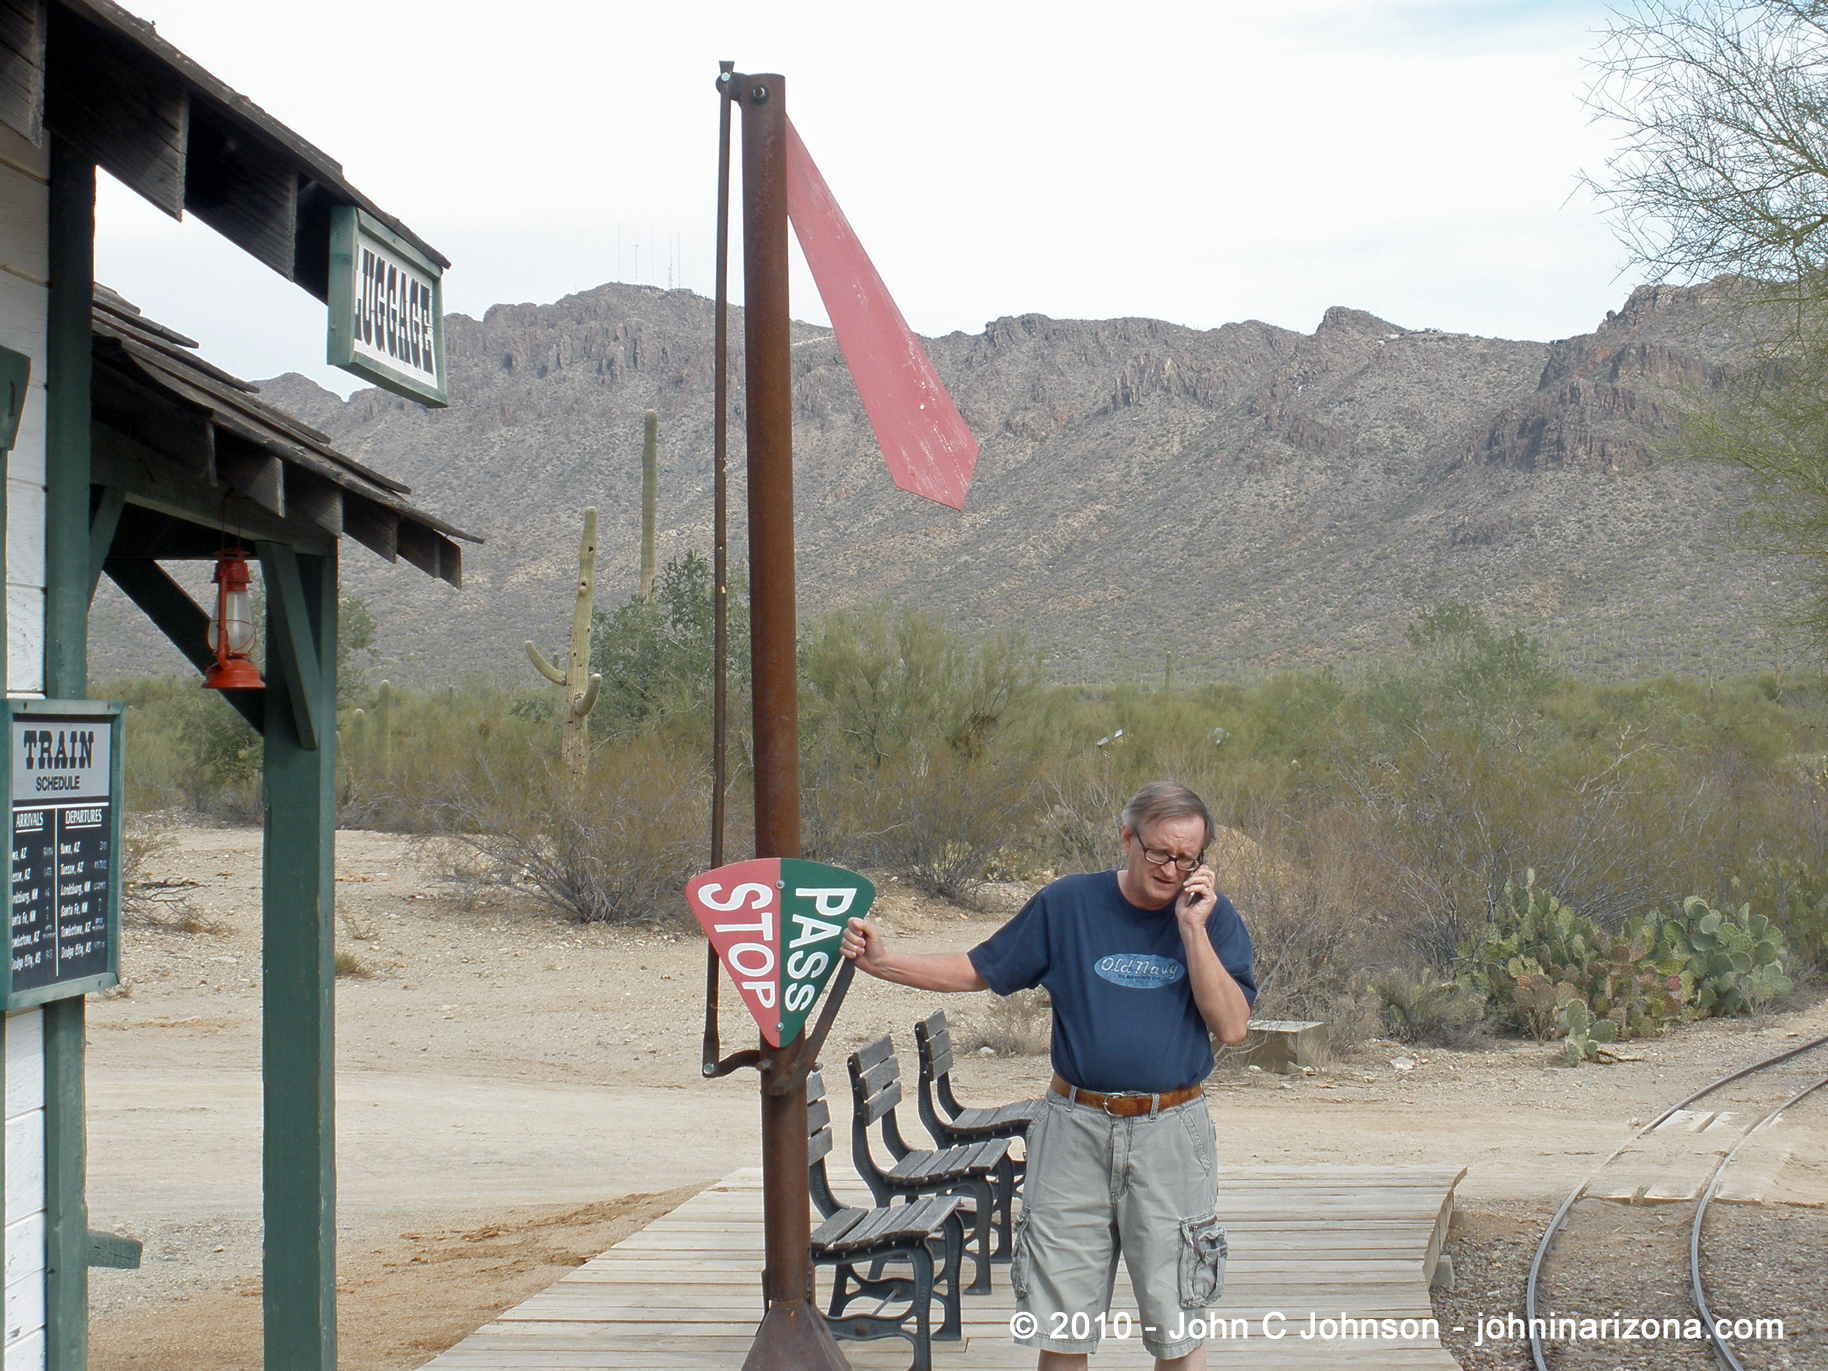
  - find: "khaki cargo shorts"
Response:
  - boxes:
[1009,1088,1228,1359]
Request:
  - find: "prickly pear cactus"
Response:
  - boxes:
[525,508,603,779]
[1464,871,1688,1045]
[1558,999,1619,1065]
[1660,897,1793,1016]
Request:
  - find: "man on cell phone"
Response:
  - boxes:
[840,780,1255,1371]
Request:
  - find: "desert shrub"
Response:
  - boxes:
[965,988,1052,1056]
[97,591,1828,1035]
[430,733,708,926]
[104,676,262,819]
[1215,807,1368,1025]
[590,553,751,740]
[804,743,1032,902]
[1342,615,1723,961]
[339,681,559,831]
[1039,758,1147,876]
[117,817,219,931]
[1370,967,1488,1048]
[800,604,1042,899]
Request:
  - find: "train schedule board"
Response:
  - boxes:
[5,700,123,1010]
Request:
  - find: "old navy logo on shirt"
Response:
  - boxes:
[1094,953,1186,989]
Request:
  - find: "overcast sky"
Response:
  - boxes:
[95,0,1636,396]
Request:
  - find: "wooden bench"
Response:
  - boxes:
[807,1069,964,1371]
[913,1010,1042,1169]
[847,1035,1016,1295]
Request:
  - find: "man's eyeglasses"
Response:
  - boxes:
[1141,847,1204,874]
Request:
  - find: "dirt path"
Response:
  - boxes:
[84,826,1828,1369]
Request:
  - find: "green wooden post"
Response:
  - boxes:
[43,134,95,1371]
[257,542,338,1371]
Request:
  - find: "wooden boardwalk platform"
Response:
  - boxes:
[423,1164,1466,1370]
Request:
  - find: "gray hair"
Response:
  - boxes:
[1120,781,1217,851]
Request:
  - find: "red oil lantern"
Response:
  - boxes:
[202,547,264,690]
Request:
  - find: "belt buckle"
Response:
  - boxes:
[1104,1091,1147,1117]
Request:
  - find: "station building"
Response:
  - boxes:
[0,4,472,1366]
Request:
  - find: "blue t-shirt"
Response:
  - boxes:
[968,871,1256,1094]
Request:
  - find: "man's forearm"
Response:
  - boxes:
[1181,925,1251,1043]
[866,950,988,994]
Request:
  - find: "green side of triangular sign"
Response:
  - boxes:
[774,859,874,1045]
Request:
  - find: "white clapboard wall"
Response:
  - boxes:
[0,116,51,1371]
[4,1011,43,1370]
[0,120,48,698]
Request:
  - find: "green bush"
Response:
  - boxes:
[590,552,750,740]
[97,593,1828,1028]
[799,603,1042,901]
[1733,857,1828,977]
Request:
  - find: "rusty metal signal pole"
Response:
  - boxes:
[723,68,852,1371]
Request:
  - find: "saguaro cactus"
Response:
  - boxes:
[375,683,393,776]
[525,507,602,778]
[345,707,367,796]
[640,409,658,600]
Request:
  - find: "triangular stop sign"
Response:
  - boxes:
[686,858,875,1048]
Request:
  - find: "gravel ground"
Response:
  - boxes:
[82,824,1828,1369]
[1431,1089,1828,1371]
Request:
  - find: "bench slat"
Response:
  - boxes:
[854,1035,896,1070]
[811,1207,870,1248]
[855,1054,900,1098]
[916,1013,955,1078]
[889,1151,971,1183]
[966,1139,1013,1169]
[859,1077,901,1125]
[926,1039,954,1079]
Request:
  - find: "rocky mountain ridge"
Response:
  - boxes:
[89,279,1783,686]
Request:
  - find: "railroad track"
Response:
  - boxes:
[1525,1032,1828,1371]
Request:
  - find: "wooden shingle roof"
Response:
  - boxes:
[93,284,478,585]
[4,0,446,299]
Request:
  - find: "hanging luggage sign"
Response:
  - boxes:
[686,859,874,1048]
[326,206,448,407]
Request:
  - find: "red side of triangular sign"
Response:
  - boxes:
[686,858,786,1045]
[784,118,978,512]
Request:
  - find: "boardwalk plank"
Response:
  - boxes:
[419,1164,1465,1370]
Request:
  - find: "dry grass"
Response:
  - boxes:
[960,988,1053,1056]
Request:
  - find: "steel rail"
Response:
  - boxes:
[1689,1068,1828,1371]
[1526,1031,1828,1371]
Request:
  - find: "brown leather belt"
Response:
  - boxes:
[1050,1073,1203,1117]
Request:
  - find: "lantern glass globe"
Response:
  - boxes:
[208,590,256,654]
